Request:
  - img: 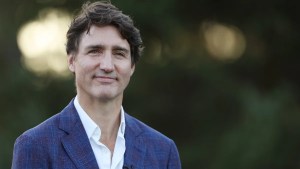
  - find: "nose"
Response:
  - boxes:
[99,52,114,73]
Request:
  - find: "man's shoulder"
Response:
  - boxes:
[18,112,61,140]
[125,113,173,143]
[19,99,76,139]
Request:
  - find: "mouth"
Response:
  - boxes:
[93,75,117,83]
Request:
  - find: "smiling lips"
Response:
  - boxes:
[93,75,117,83]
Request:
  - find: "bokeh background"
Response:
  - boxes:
[1,0,300,168]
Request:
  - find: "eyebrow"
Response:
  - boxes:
[85,44,104,51]
[84,44,130,54]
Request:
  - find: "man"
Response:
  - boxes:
[12,1,181,169]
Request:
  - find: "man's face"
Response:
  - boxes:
[68,25,135,102]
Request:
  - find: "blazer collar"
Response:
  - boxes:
[59,99,98,169]
[123,114,147,169]
[58,99,147,169]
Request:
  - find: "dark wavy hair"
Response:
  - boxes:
[66,1,144,64]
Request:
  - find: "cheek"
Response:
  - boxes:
[120,64,134,76]
[122,68,135,81]
[75,59,96,73]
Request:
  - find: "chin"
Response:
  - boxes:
[93,92,118,101]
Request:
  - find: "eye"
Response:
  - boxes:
[88,49,102,56]
[89,49,98,53]
[114,51,127,58]
[116,51,125,57]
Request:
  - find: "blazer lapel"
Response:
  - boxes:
[59,100,98,169]
[123,114,146,169]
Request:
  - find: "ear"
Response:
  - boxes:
[130,64,135,76]
[68,54,76,73]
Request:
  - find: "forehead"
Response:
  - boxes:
[78,25,130,50]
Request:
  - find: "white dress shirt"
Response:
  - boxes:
[74,96,126,169]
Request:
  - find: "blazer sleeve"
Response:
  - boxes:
[12,134,49,169]
[167,140,182,169]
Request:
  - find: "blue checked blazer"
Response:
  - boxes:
[12,99,181,169]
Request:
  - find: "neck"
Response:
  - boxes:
[77,94,123,151]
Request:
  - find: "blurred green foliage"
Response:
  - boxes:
[1,0,300,168]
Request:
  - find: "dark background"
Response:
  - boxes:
[1,0,300,168]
